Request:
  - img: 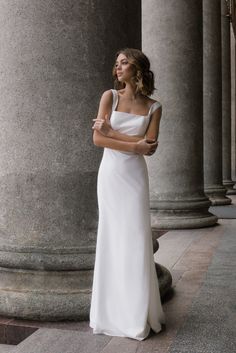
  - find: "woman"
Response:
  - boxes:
[89,48,165,341]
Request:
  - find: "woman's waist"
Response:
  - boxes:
[103,147,143,157]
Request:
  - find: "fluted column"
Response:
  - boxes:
[0,0,141,320]
[203,0,231,205]
[142,0,217,229]
[222,0,236,193]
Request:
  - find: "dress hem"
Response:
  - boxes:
[89,321,163,341]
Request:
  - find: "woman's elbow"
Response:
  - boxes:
[93,135,100,146]
[93,131,102,146]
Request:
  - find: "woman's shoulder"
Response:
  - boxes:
[107,88,126,100]
[100,89,114,103]
[101,88,123,98]
[145,97,162,109]
[101,89,114,97]
[97,90,114,112]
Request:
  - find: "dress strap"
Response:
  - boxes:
[111,89,119,111]
[148,101,162,117]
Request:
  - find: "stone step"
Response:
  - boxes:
[0,344,16,353]
[13,328,111,353]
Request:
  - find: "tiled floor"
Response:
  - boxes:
[0,197,235,352]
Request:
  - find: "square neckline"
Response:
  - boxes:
[113,110,148,118]
[112,90,156,118]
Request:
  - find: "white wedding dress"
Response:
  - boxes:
[89,89,165,340]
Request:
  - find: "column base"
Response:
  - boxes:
[0,267,92,321]
[155,263,172,298]
[226,190,236,195]
[152,237,172,298]
[204,185,232,205]
[150,197,218,229]
[0,265,172,320]
[223,180,236,195]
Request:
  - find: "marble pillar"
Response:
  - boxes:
[222,0,236,194]
[203,0,231,205]
[142,0,217,229]
[0,0,141,320]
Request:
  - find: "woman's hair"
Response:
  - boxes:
[112,48,155,96]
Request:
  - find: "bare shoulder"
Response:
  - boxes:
[101,89,113,101]
[144,96,162,109]
[147,97,161,107]
[98,89,113,108]
[96,90,114,117]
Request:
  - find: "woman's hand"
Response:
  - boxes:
[92,114,113,137]
[135,139,158,155]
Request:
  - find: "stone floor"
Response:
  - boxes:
[0,196,236,353]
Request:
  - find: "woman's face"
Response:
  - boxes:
[115,53,136,83]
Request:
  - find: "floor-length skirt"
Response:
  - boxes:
[89,148,165,340]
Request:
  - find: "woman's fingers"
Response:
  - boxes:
[146,141,158,155]
[136,139,158,155]
[92,118,106,129]
[145,148,156,156]
[92,118,105,122]
[92,118,104,128]
[150,141,158,146]
[92,117,111,137]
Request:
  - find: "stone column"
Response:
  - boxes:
[231,25,236,185]
[222,0,236,193]
[0,0,141,320]
[142,0,217,229]
[203,0,231,205]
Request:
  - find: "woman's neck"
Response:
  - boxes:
[122,82,140,100]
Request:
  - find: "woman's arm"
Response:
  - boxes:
[108,128,144,142]
[93,92,162,145]
[93,130,137,152]
[92,90,157,155]
[93,115,143,142]
[144,105,162,156]
[92,90,144,142]
[93,130,157,155]
[145,105,162,142]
